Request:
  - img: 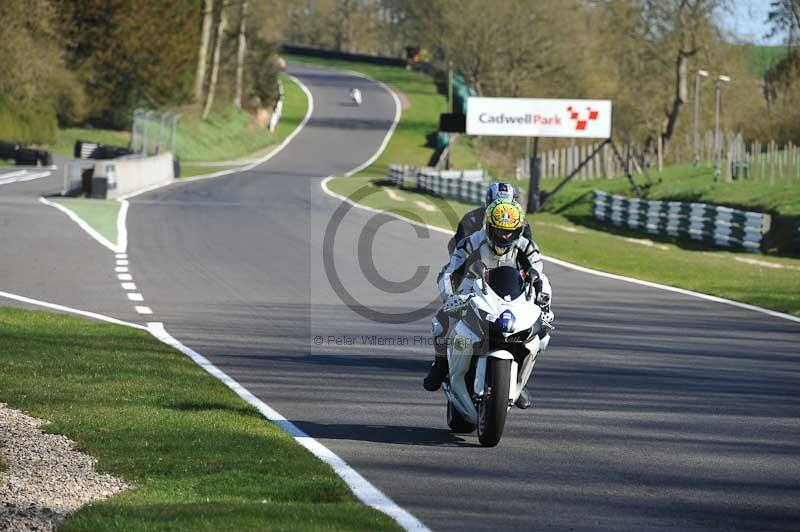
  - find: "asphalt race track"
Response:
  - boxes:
[3,62,800,531]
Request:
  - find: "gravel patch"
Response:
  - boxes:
[0,403,130,531]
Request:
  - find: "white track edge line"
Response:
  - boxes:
[319,181,800,324]
[0,170,51,186]
[147,323,430,532]
[0,290,147,330]
[0,288,428,529]
[118,74,314,200]
[39,197,124,254]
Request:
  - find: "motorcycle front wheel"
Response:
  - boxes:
[447,400,476,433]
[477,357,511,447]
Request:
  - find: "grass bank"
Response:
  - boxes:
[51,74,307,168]
[0,307,400,531]
[327,176,800,317]
[289,54,799,314]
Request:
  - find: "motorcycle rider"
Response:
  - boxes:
[447,182,531,254]
[424,198,553,409]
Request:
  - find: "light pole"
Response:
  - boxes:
[713,74,731,181]
[693,69,708,166]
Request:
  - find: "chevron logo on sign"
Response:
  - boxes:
[567,106,600,131]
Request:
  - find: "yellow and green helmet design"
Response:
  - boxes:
[484,198,525,253]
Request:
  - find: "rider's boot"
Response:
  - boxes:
[423,333,449,391]
[515,386,531,409]
[423,355,448,392]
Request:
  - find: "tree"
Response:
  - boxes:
[195,0,215,102]
[234,0,248,108]
[60,0,198,128]
[203,0,229,119]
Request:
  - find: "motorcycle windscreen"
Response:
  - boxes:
[487,266,524,300]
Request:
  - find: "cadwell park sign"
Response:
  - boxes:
[466,97,612,139]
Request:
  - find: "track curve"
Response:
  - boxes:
[125,62,800,531]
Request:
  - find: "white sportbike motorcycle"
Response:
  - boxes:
[440,265,552,447]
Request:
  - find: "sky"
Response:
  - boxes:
[717,0,787,46]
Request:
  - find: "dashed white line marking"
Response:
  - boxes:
[127,293,144,302]
[116,259,129,266]
[135,306,152,315]
[117,273,133,281]
[121,282,137,290]
[115,266,128,273]
[116,253,128,259]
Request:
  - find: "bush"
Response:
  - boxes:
[0,97,58,145]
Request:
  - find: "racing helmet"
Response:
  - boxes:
[484,198,525,255]
[484,182,516,207]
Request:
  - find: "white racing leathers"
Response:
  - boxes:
[438,229,552,304]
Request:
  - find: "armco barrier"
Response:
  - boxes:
[92,152,175,199]
[592,190,771,252]
[281,44,406,67]
[75,140,133,160]
[387,164,490,205]
[793,218,800,254]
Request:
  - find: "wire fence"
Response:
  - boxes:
[130,109,181,155]
[516,131,800,186]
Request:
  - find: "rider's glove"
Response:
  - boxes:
[443,293,469,314]
[535,291,550,307]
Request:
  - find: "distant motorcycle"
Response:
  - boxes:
[440,265,552,447]
[349,87,362,106]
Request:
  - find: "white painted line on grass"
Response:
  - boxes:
[622,237,670,251]
[39,197,123,254]
[385,188,406,202]
[0,290,147,330]
[135,306,152,315]
[320,180,800,325]
[147,322,430,532]
[121,282,137,290]
[116,259,129,266]
[115,266,128,273]
[127,293,144,302]
[735,257,800,271]
[414,200,437,212]
[117,273,133,281]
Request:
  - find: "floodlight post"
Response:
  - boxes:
[713,74,731,181]
[693,69,708,166]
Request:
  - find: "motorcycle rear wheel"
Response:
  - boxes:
[477,358,511,447]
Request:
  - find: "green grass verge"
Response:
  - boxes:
[327,176,800,317]
[51,198,120,245]
[53,128,132,158]
[51,74,308,166]
[0,307,400,531]
[285,54,446,176]
[174,74,308,163]
[529,163,800,218]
